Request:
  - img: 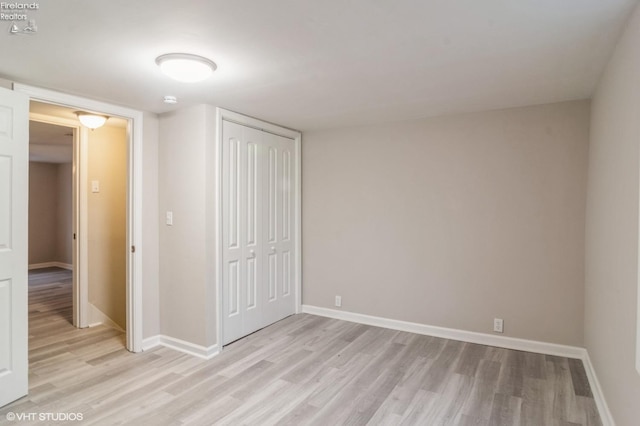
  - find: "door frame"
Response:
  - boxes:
[215,108,302,348]
[16,83,144,352]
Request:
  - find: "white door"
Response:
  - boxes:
[222,120,264,344]
[262,131,295,326]
[0,87,29,407]
[222,120,296,345]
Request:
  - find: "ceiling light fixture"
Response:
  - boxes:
[163,95,178,104]
[75,112,109,129]
[155,53,217,83]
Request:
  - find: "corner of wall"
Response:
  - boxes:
[157,104,210,347]
[142,111,161,338]
[205,104,219,347]
[584,2,640,424]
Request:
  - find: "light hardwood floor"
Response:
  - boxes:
[0,268,601,425]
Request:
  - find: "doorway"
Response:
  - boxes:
[28,102,129,336]
[27,118,75,332]
[28,120,73,275]
[16,82,145,352]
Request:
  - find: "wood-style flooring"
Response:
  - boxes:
[0,268,601,425]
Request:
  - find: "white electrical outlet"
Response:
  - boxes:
[494,318,504,333]
[335,295,342,308]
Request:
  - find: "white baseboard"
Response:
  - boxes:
[88,303,125,332]
[142,335,161,351]
[302,305,585,358]
[142,335,219,360]
[29,262,73,270]
[581,351,615,426]
[302,304,614,425]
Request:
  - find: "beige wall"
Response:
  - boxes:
[158,104,218,347]
[584,3,640,424]
[303,100,589,346]
[29,162,58,264]
[28,161,72,265]
[87,126,127,330]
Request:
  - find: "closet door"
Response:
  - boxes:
[222,121,264,344]
[262,132,296,325]
[222,120,296,345]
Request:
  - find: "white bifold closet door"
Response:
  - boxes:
[222,120,296,345]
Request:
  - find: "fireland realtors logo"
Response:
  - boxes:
[1,2,39,34]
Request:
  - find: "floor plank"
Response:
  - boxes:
[0,268,602,425]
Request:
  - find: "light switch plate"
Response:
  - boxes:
[91,180,100,193]
[166,211,173,226]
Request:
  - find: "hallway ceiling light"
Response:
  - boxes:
[75,112,109,129]
[155,53,217,83]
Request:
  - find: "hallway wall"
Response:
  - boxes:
[87,125,128,330]
[28,161,72,266]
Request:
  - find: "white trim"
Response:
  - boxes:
[294,124,302,316]
[28,262,72,270]
[15,83,144,352]
[302,304,615,424]
[78,126,89,328]
[637,159,640,376]
[582,351,615,426]
[218,109,301,139]
[29,112,79,128]
[141,335,219,360]
[215,108,223,349]
[302,305,584,358]
[215,108,302,348]
[141,335,161,351]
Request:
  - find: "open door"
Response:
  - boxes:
[0,87,29,407]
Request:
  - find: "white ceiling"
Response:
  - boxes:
[29,120,73,163]
[28,101,127,163]
[2,0,638,130]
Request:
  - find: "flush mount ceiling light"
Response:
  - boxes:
[163,95,178,104]
[75,112,109,129]
[156,53,217,83]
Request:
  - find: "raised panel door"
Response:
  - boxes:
[222,120,296,345]
[0,87,28,407]
[222,121,264,345]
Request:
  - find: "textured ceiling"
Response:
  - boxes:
[1,0,638,130]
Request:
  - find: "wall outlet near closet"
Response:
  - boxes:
[335,295,342,308]
[493,318,504,333]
